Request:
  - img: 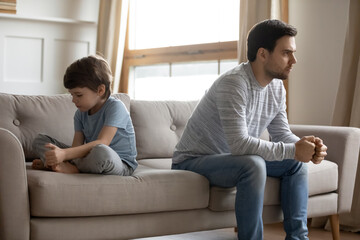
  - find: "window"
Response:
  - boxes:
[130,60,238,101]
[123,0,239,100]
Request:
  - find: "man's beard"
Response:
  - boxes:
[265,68,289,80]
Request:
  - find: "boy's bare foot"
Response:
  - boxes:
[52,161,79,174]
[32,159,46,170]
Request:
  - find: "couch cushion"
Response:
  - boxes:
[137,158,338,211]
[138,158,173,169]
[209,160,338,211]
[27,164,209,217]
[0,93,130,160]
[130,100,197,160]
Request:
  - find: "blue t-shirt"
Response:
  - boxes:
[74,97,138,170]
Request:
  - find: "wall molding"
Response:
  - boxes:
[0,13,97,25]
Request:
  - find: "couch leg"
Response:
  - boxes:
[307,218,312,229]
[329,214,340,240]
[234,227,238,232]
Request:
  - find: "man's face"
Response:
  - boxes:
[264,36,297,80]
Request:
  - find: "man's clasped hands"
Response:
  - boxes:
[295,136,328,164]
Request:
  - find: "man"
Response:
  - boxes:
[172,19,327,240]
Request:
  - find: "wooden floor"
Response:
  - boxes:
[134,223,360,240]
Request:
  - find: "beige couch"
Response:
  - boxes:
[0,92,360,240]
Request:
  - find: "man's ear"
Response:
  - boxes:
[97,84,106,96]
[257,48,268,62]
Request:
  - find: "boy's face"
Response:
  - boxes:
[69,87,104,114]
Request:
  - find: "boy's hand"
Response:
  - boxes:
[44,143,66,167]
[312,137,327,164]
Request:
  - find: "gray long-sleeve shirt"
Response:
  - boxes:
[172,62,300,164]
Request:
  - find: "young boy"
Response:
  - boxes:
[32,55,137,176]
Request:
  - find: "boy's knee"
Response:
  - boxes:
[73,144,124,175]
[33,134,45,144]
[33,133,51,144]
[90,144,112,159]
[32,134,50,152]
[77,144,117,174]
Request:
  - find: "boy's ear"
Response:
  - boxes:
[97,84,106,96]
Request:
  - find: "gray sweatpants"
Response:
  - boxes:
[32,134,133,176]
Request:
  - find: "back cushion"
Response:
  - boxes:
[0,93,130,160]
[130,100,197,160]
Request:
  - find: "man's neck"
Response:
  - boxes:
[249,61,272,87]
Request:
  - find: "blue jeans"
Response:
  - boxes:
[172,154,309,240]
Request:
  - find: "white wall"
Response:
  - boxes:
[0,0,99,95]
[288,0,350,125]
[17,0,99,22]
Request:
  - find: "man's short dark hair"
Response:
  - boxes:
[63,55,112,99]
[247,19,297,62]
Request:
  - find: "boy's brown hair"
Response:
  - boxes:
[63,55,112,99]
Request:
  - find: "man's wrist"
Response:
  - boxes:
[284,143,296,159]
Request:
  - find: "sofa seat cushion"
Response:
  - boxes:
[27,165,209,217]
[209,160,338,211]
[138,158,173,169]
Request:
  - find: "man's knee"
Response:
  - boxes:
[234,155,266,193]
[247,155,266,174]
[296,161,308,176]
[288,159,308,176]
[236,155,266,184]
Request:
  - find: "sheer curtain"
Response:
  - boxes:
[332,0,360,232]
[332,0,360,128]
[96,0,129,93]
[0,0,16,14]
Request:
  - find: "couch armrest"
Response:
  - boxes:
[0,128,30,240]
[290,124,360,214]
